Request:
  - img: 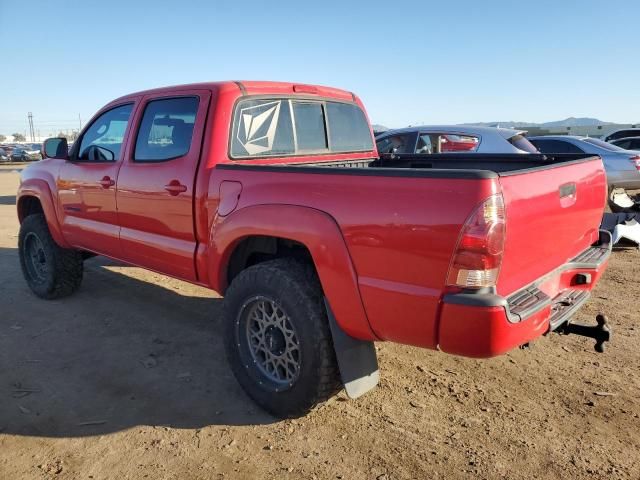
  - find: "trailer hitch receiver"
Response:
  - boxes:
[561,314,611,353]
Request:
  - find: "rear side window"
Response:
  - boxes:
[134,97,199,162]
[230,98,372,158]
[415,133,479,154]
[508,134,539,153]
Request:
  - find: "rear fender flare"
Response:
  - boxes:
[209,204,376,341]
[17,179,70,249]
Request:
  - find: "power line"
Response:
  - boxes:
[27,112,35,142]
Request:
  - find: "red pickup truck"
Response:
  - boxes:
[17,81,611,417]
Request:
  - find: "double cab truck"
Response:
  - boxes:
[17,81,611,417]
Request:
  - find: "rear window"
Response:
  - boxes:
[292,102,327,151]
[325,102,373,152]
[230,98,372,158]
[508,134,538,153]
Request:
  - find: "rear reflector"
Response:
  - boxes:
[446,194,506,289]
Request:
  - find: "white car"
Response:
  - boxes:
[375,126,539,155]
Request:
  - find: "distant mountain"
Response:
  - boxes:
[541,117,614,127]
[462,117,617,128]
[371,124,389,132]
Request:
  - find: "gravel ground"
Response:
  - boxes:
[0,164,638,479]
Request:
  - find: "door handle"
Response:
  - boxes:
[164,180,187,196]
[99,176,115,188]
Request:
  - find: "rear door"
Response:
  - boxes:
[115,89,211,281]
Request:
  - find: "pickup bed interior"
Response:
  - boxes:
[219,153,600,176]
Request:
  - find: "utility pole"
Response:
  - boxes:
[78,113,82,130]
[27,112,35,142]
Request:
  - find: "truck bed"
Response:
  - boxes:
[215,152,607,349]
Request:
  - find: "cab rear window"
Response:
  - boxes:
[230,98,373,158]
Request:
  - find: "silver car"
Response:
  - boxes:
[375,126,539,155]
[528,136,640,189]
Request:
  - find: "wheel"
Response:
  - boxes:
[223,258,340,417]
[18,214,83,299]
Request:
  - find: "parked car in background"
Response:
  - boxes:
[1,144,16,157]
[0,148,9,162]
[10,146,41,162]
[25,144,42,160]
[604,128,640,143]
[375,126,539,155]
[529,136,640,189]
[611,137,640,151]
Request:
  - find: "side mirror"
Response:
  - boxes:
[43,137,69,160]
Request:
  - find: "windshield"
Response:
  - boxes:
[583,138,626,152]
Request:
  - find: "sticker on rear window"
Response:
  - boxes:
[237,101,282,155]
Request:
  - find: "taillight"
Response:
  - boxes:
[629,155,640,172]
[446,194,506,289]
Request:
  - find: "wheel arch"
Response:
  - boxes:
[17,179,70,248]
[208,204,376,341]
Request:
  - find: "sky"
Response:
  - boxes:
[1,0,639,137]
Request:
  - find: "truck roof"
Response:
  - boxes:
[111,80,357,104]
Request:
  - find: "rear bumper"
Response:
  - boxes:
[437,233,611,358]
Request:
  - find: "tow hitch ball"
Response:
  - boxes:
[560,314,611,353]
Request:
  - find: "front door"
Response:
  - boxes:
[115,90,211,281]
[57,102,136,257]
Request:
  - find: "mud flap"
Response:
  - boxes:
[324,298,379,399]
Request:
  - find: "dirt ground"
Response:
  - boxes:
[0,163,638,480]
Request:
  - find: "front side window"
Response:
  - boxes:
[376,134,413,154]
[78,104,133,161]
[134,97,199,162]
[230,98,372,158]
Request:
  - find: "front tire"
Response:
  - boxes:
[18,214,83,299]
[223,259,340,417]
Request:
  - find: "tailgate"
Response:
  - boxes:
[496,157,606,296]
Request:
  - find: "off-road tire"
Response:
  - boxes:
[223,258,340,417]
[18,214,83,299]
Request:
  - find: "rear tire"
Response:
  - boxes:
[223,258,340,417]
[18,214,83,299]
